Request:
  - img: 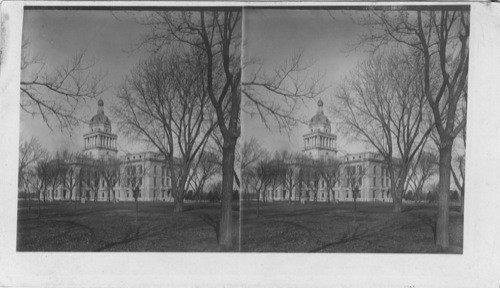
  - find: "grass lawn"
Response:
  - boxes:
[17,201,240,252]
[240,201,463,253]
[17,200,463,253]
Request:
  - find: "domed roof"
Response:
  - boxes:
[90,113,111,126]
[309,99,330,129]
[90,99,111,127]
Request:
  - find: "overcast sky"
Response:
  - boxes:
[21,9,150,155]
[241,9,373,156]
[21,8,463,161]
[21,8,377,158]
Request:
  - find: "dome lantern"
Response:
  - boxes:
[309,99,330,132]
[90,98,111,129]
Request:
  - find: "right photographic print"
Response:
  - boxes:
[240,6,468,253]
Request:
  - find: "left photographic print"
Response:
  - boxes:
[17,7,242,252]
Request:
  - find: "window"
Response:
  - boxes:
[373,177,376,186]
[162,178,165,186]
[373,165,377,174]
[322,181,325,188]
[154,165,157,174]
[154,177,156,186]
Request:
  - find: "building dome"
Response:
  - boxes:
[90,113,111,126]
[90,99,111,127]
[309,99,331,131]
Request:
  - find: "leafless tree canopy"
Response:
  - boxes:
[242,52,325,132]
[334,49,433,212]
[20,40,107,132]
[114,46,216,212]
[351,9,468,247]
[19,136,49,188]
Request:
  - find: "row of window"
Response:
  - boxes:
[265,189,391,199]
[125,165,170,177]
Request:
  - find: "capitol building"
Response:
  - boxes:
[261,99,394,203]
[51,99,174,202]
[49,98,393,203]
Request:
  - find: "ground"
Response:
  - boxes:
[17,201,240,252]
[17,200,463,253]
[240,201,463,253]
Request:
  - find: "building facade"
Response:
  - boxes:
[262,100,394,203]
[51,100,173,202]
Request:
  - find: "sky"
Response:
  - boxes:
[21,9,151,155]
[20,8,461,159]
[20,8,375,158]
[241,9,373,156]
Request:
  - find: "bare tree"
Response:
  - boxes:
[242,52,325,132]
[57,151,85,204]
[352,8,469,249]
[276,150,299,204]
[334,50,433,213]
[46,157,65,202]
[240,138,267,202]
[34,158,51,217]
[318,157,342,203]
[19,136,48,200]
[189,151,220,202]
[343,163,366,211]
[253,159,273,217]
[137,10,241,247]
[97,157,121,202]
[451,125,466,214]
[81,159,100,203]
[137,9,324,248]
[114,48,216,213]
[407,151,439,203]
[20,40,106,132]
[266,153,287,202]
[294,155,321,204]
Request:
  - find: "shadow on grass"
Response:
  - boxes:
[198,213,220,243]
[410,213,437,242]
[308,217,426,253]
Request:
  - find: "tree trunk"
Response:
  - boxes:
[256,191,260,218]
[28,189,31,213]
[174,194,183,212]
[393,192,403,213]
[460,191,464,214]
[135,198,138,222]
[219,143,236,249]
[38,191,41,217]
[436,144,452,249]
